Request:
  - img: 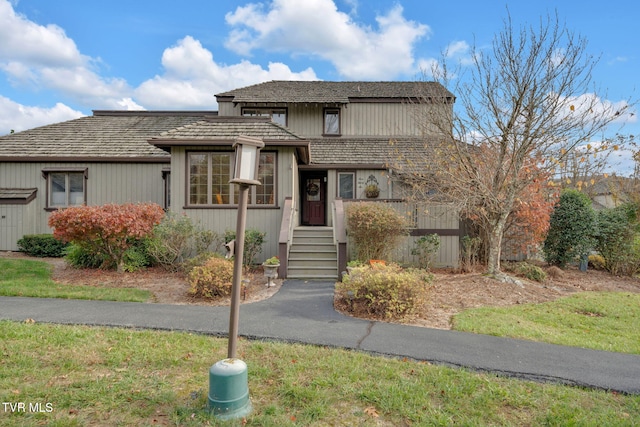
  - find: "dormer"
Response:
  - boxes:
[215,81,455,138]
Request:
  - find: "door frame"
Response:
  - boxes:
[300,170,327,226]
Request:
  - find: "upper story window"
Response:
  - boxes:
[324,108,340,135]
[187,152,276,207]
[242,108,287,126]
[42,168,87,209]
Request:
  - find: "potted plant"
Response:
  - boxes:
[262,256,280,286]
[364,184,380,198]
[346,259,365,274]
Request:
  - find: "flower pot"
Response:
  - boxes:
[364,185,380,198]
[263,263,279,275]
[263,263,280,287]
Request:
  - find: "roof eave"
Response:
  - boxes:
[0,156,170,163]
[149,138,310,165]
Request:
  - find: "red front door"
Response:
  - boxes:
[302,174,326,225]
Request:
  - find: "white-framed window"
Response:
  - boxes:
[337,171,355,199]
[42,168,87,209]
[324,108,340,135]
[242,108,287,126]
[187,152,276,207]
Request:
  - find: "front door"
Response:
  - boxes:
[301,172,326,225]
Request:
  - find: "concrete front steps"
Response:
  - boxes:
[287,226,338,280]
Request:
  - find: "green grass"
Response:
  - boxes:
[1,321,638,426]
[0,258,151,302]
[453,292,640,354]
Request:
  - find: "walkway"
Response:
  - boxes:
[1,280,639,394]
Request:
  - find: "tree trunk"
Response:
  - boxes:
[486,215,508,276]
[116,259,125,274]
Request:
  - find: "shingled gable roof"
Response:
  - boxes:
[149,116,311,164]
[308,136,436,169]
[215,80,455,104]
[0,111,217,162]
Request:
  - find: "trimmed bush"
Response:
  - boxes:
[346,202,410,261]
[48,203,165,273]
[17,234,68,257]
[188,255,234,299]
[337,263,431,321]
[543,190,596,268]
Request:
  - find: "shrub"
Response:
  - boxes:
[545,265,564,279]
[65,243,107,269]
[17,234,68,257]
[460,234,482,272]
[181,251,218,274]
[411,234,440,270]
[188,255,234,299]
[224,229,266,268]
[337,263,431,321]
[346,202,410,261]
[543,190,596,268]
[121,244,151,273]
[48,203,165,273]
[513,262,547,282]
[588,254,606,270]
[594,203,640,276]
[145,213,220,271]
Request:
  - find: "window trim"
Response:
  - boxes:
[162,168,171,210]
[42,168,88,210]
[323,108,341,136]
[186,151,277,208]
[337,171,356,200]
[241,107,288,126]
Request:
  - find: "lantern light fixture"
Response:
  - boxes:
[230,135,265,186]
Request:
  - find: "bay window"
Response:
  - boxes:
[188,152,276,206]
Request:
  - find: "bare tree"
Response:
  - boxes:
[556,134,628,196]
[394,12,633,277]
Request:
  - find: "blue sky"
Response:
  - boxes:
[1,0,637,171]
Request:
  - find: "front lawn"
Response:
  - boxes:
[1,321,638,426]
[0,258,151,302]
[453,292,640,354]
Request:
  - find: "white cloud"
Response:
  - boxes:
[0,95,84,135]
[135,36,318,109]
[224,0,430,80]
[0,0,83,69]
[0,0,133,108]
[117,98,145,110]
[559,92,637,127]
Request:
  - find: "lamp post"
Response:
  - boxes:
[208,135,264,420]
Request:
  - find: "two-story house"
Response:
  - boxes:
[0,81,461,278]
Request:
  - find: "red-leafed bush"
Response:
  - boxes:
[48,203,165,272]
